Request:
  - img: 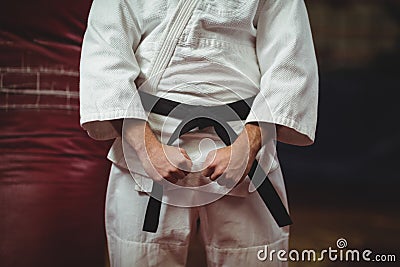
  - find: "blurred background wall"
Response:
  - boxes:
[0,1,112,267]
[0,0,399,267]
[281,1,400,266]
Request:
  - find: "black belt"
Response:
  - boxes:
[137,91,292,232]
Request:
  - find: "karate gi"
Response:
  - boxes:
[79,0,318,266]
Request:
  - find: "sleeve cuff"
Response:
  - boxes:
[80,108,148,140]
[246,112,316,146]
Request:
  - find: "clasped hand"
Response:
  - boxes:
[124,120,262,188]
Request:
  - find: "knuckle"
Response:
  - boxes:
[167,177,177,183]
[153,175,163,182]
[178,159,188,166]
[215,168,224,176]
[209,161,217,168]
[205,152,214,160]
[217,170,225,179]
[215,172,222,178]
[204,166,212,173]
[161,170,172,179]
[167,166,177,174]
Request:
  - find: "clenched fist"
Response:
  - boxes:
[202,123,263,188]
[123,119,192,184]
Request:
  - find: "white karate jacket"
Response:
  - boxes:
[79,0,318,196]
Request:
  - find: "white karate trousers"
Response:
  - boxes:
[105,164,289,267]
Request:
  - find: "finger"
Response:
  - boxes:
[177,159,192,174]
[159,171,179,184]
[171,168,187,180]
[175,148,192,171]
[202,165,214,177]
[204,150,217,166]
[162,165,186,182]
[164,145,188,164]
[202,151,216,177]
[180,148,191,160]
[210,169,223,181]
[164,176,179,184]
[142,161,165,183]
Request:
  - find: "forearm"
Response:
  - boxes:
[119,118,191,183]
[235,122,274,157]
[122,119,161,155]
[242,123,262,156]
[111,118,161,158]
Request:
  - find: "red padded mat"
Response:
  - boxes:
[1,1,114,266]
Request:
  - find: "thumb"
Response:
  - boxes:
[180,148,191,160]
[178,148,192,172]
[201,150,216,177]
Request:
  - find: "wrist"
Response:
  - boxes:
[123,119,153,153]
[244,123,262,154]
[233,123,262,157]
